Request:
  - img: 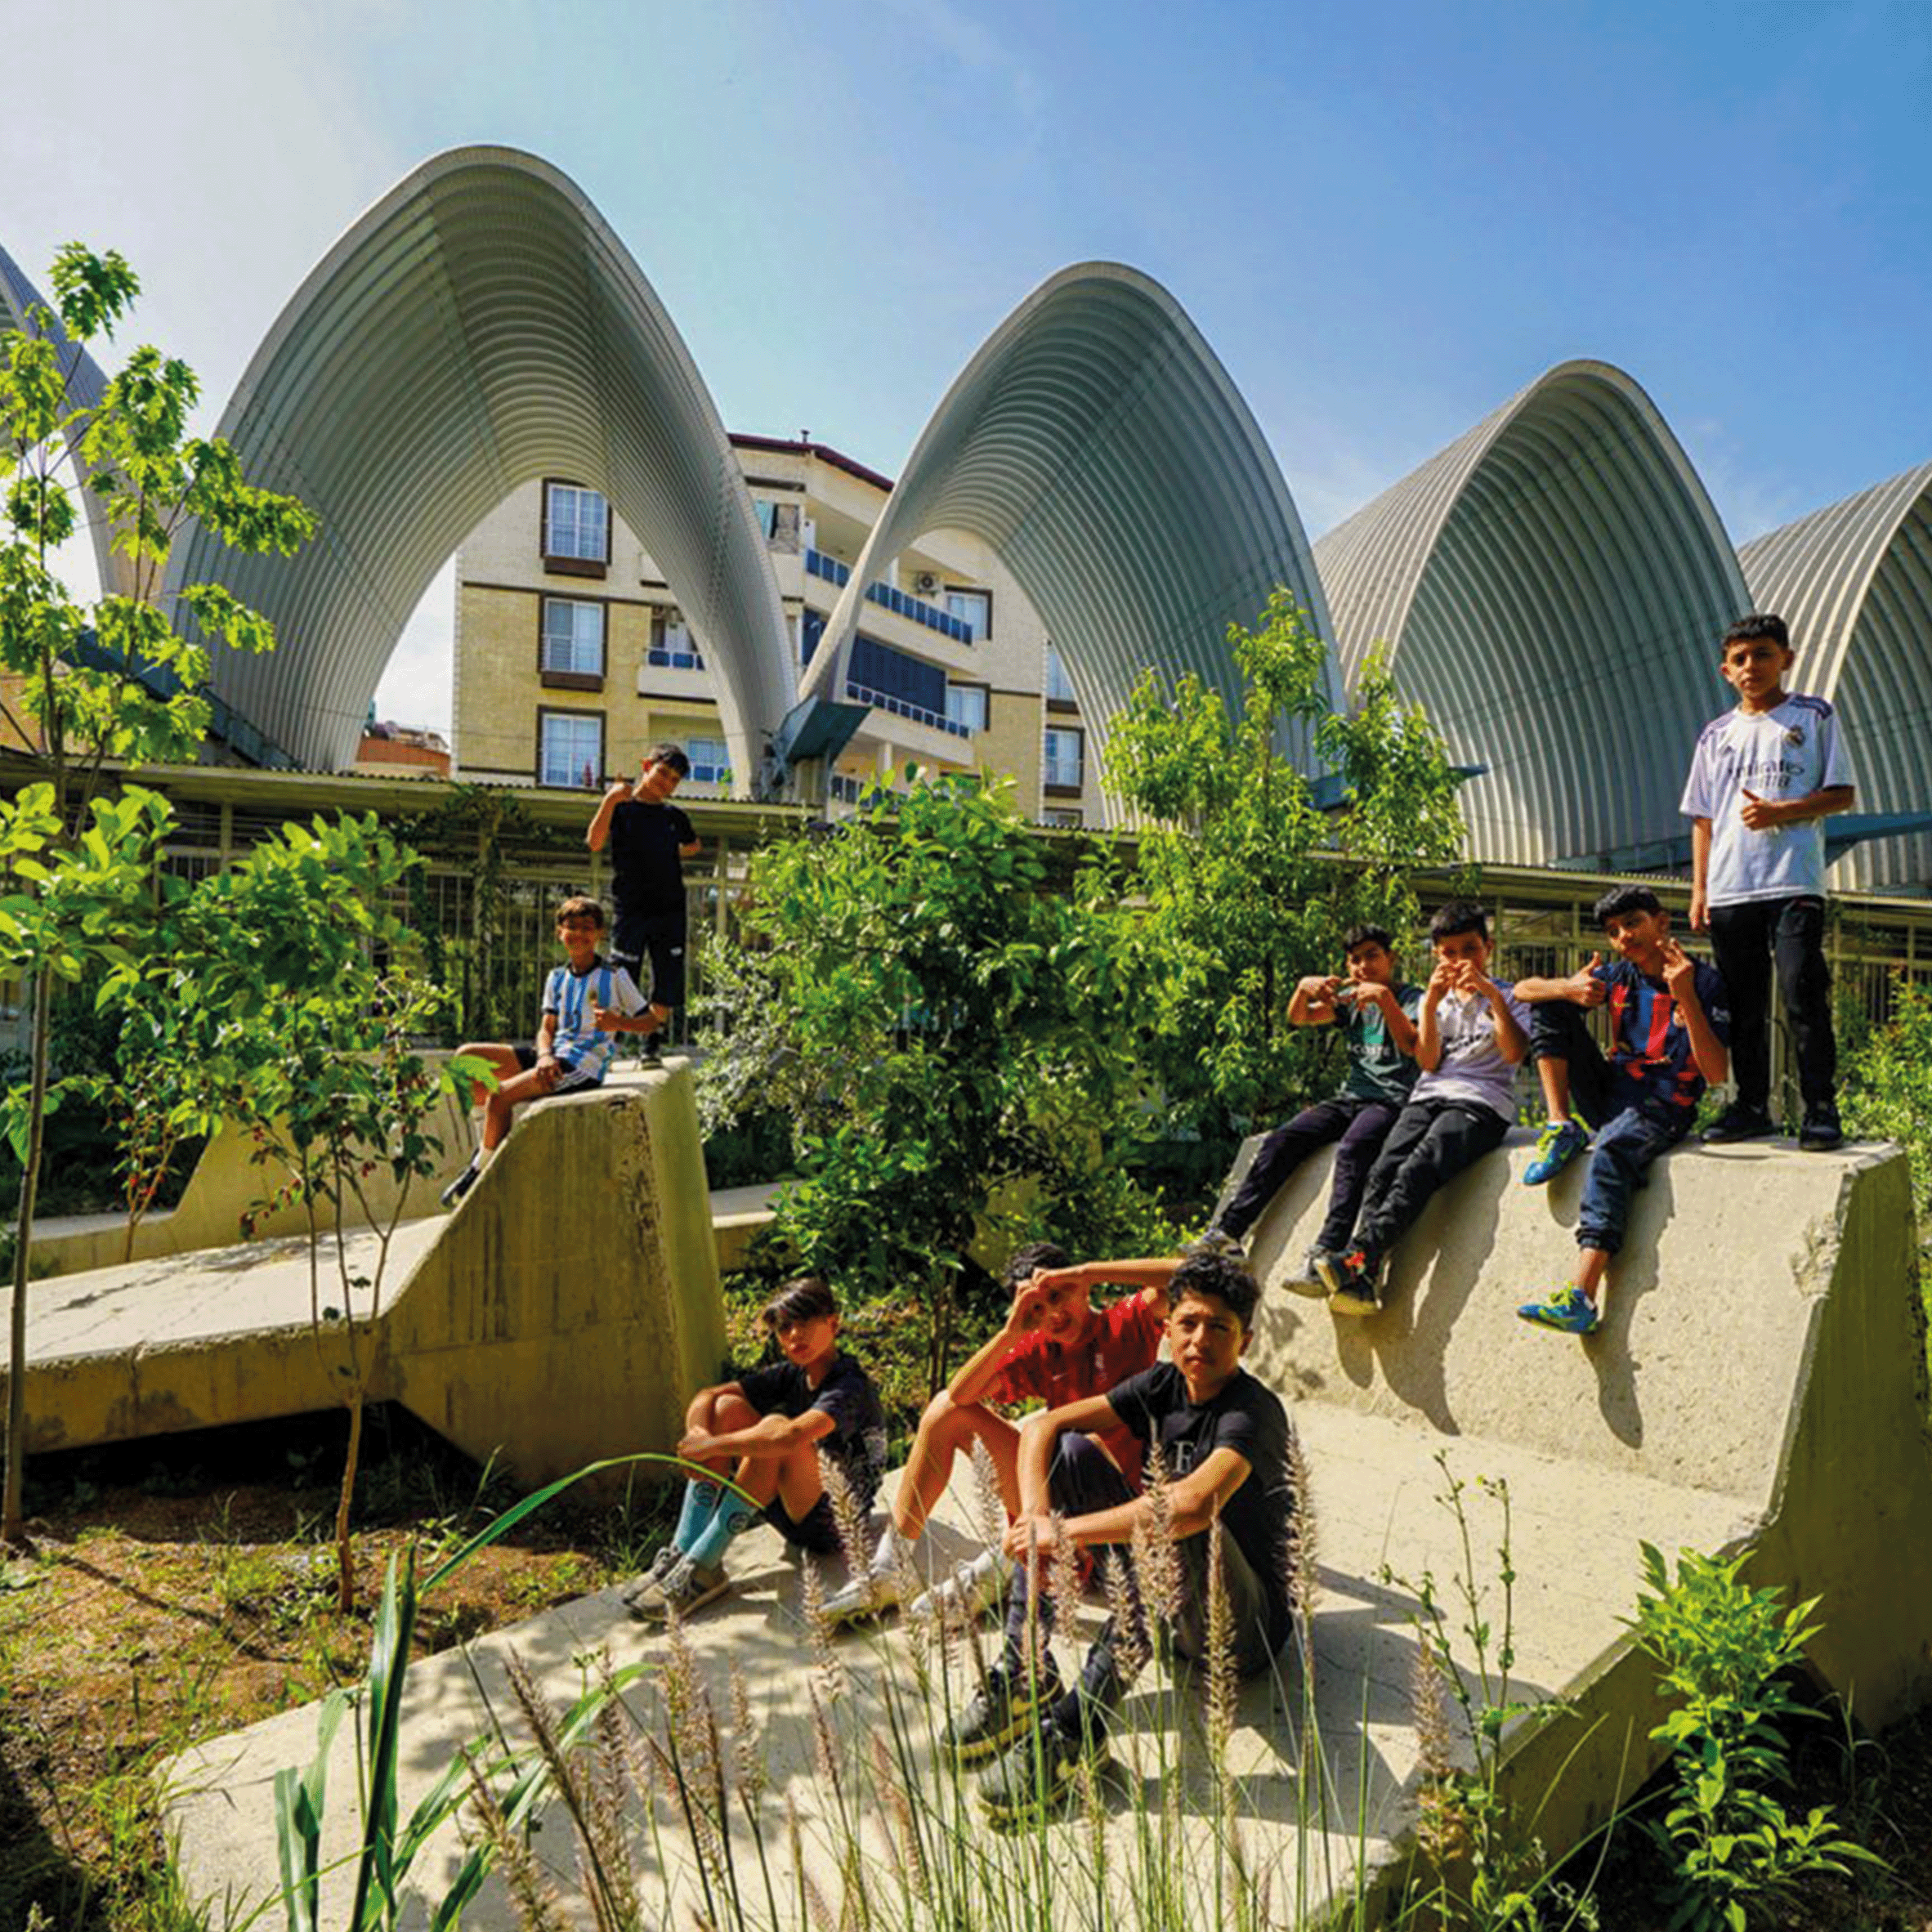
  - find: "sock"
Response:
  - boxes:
[478,1142,499,1169]
[685,1493,761,1568]
[871,1522,912,1575]
[673,1477,722,1552]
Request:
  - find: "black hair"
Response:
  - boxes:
[1343,923,1395,955]
[1003,1240,1071,1288]
[761,1275,838,1329]
[647,741,693,777]
[1722,613,1791,654]
[1168,1250,1260,1330]
[557,894,606,928]
[1594,883,1664,927]
[1428,901,1489,945]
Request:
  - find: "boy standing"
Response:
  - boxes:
[1202,924,1420,1284]
[1681,613,1855,1149]
[629,1276,888,1619]
[1512,886,1731,1335]
[440,897,652,1208]
[821,1241,1170,1624]
[1322,902,1532,1315]
[586,742,702,1065]
[950,1251,1295,1815]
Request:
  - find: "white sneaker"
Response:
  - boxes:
[909,1549,1008,1624]
[821,1563,909,1626]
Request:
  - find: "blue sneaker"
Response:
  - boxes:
[1516,1284,1601,1335]
[1523,1120,1590,1186]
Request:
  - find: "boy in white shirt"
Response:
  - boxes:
[1680,614,1855,1150]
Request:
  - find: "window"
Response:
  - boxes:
[1044,642,1078,709]
[1042,807,1083,829]
[1044,725,1085,794]
[539,710,604,789]
[648,609,705,670]
[686,736,732,786]
[848,634,949,726]
[542,482,610,572]
[944,588,991,641]
[540,598,606,686]
[946,683,989,734]
[756,499,803,553]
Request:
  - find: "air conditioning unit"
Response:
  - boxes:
[914,571,939,596]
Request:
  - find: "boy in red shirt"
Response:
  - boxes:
[823,1241,1172,1622]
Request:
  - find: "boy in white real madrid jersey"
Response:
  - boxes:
[1680,614,1855,1151]
[441,896,653,1206]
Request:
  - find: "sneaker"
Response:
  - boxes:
[1516,1284,1602,1336]
[976,1711,1108,1821]
[619,1542,682,1606]
[941,1657,1064,1764]
[821,1563,910,1626]
[1799,1104,1844,1152]
[1282,1249,1333,1298]
[439,1161,480,1210]
[1702,1102,1775,1145]
[1324,1250,1381,1317]
[628,1555,730,1621]
[1524,1119,1590,1186]
[910,1549,1008,1624]
[637,1035,664,1070]
[1186,1225,1246,1263]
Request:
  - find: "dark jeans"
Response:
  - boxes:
[1000,1433,1277,1702]
[1708,895,1835,1112]
[1529,1000,1691,1257]
[1219,1096,1402,1249]
[1353,1098,1509,1266]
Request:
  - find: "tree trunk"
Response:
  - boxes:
[336,1389,364,1615]
[3,968,56,1544]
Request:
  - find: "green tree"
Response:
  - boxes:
[0,246,315,1540]
[1102,588,1466,1136]
[699,774,1168,1388]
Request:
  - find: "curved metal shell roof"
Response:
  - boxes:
[798,262,1340,789]
[163,146,793,779]
[1740,461,1932,892]
[1316,360,1747,867]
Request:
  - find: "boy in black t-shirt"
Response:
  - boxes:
[628,1277,888,1621]
[949,1251,1295,1816]
[585,740,700,1066]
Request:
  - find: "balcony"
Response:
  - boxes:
[805,549,979,646]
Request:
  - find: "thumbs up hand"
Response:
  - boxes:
[1740,789,1782,831]
[1571,952,1608,1007]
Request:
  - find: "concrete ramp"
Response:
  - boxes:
[3,1067,727,1487]
[159,1136,1932,1929]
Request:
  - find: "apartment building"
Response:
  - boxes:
[450,436,1103,824]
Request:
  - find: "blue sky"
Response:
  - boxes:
[6,0,1929,732]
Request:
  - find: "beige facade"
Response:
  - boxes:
[451,437,1106,823]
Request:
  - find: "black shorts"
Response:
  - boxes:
[762,1491,843,1555]
[512,1044,603,1091]
[610,913,686,1013]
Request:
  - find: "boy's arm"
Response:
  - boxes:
[1010,1393,1124,1521]
[1514,953,1608,1008]
[1688,816,1712,932]
[1661,943,1729,1087]
[946,1282,1047,1408]
[1035,1257,1176,1312]
[679,1404,837,1462]
[585,780,631,853]
[1414,968,1450,1071]
[535,1008,560,1067]
[1358,981,1421,1056]
[1004,1444,1252,1556]
[1287,974,1343,1026]
[1474,974,1529,1064]
[1739,785,1856,831]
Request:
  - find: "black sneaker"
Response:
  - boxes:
[942,1657,1064,1764]
[1702,1103,1775,1145]
[1799,1104,1844,1152]
[1323,1249,1381,1317]
[977,1708,1109,1820]
[439,1161,480,1210]
[637,1035,664,1070]
[1283,1248,1331,1297]
[1186,1226,1246,1263]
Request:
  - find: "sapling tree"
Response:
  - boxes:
[0,246,315,1541]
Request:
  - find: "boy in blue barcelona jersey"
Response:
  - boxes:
[1197,924,1421,1289]
[441,896,653,1207]
[1512,885,1730,1335]
[1681,613,1854,1150]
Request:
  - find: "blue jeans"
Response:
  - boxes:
[1530,1000,1691,1256]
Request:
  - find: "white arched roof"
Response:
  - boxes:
[1316,360,1748,867]
[1740,461,1932,892]
[798,262,1340,794]
[162,147,792,782]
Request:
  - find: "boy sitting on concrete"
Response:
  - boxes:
[1512,885,1730,1336]
[822,1241,1171,1624]
[1201,923,1420,1285]
[1322,901,1532,1315]
[629,1275,888,1620]
[950,1250,1295,1816]
[441,896,653,1208]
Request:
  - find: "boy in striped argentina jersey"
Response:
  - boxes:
[1509,885,1730,1335]
[441,896,653,1208]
